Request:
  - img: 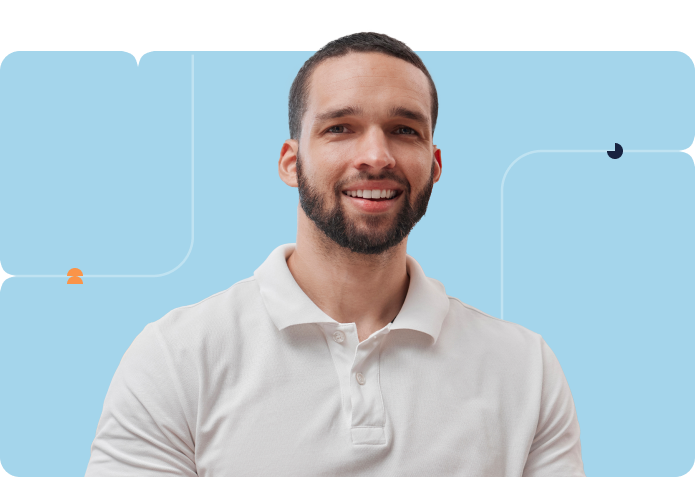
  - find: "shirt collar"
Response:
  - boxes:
[253,243,450,344]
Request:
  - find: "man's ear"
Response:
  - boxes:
[433,145,442,184]
[279,139,299,187]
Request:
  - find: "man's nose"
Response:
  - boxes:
[351,127,396,171]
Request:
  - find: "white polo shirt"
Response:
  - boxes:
[86,243,585,476]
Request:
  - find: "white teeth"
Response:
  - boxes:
[345,189,398,199]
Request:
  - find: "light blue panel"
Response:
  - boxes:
[0,52,192,274]
[503,151,695,477]
[411,51,695,314]
[0,52,694,476]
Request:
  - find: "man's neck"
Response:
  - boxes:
[286,209,410,343]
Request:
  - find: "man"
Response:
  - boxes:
[86,32,585,476]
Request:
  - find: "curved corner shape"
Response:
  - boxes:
[499,148,683,320]
[0,458,17,477]
[0,260,12,293]
[500,150,603,320]
[683,137,695,165]
[73,52,194,279]
[0,51,23,71]
[133,50,157,67]
[11,54,195,280]
[679,458,695,477]
[675,50,695,71]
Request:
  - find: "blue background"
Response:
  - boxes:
[0,51,694,476]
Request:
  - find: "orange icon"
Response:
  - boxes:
[67,268,83,284]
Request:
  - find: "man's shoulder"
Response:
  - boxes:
[148,276,263,344]
[445,295,543,349]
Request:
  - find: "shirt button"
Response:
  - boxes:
[356,372,366,385]
[332,330,345,343]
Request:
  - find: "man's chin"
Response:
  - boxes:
[338,235,402,255]
[347,217,398,236]
[346,206,400,222]
[341,227,403,253]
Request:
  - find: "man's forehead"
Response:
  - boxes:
[312,52,427,86]
[306,52,431,116]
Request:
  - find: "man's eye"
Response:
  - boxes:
[327,125,347,133]
[395,127,417,135]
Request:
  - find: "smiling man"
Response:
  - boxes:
[86,33,585,476]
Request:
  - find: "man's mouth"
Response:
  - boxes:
[342,189,401,201]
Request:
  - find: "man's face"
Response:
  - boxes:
[293,52,441,255]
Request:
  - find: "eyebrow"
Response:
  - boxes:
[314,105,430,132]
[314,106,364,123]
[387,106,429,129]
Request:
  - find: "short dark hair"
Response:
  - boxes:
[288,32,439,140]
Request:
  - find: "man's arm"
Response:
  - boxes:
[85,323,197,476]
[523,338,586,477]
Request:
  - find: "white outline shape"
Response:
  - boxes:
[500,148,686,321]
[0,54,195,289]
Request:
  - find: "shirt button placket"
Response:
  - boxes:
[349,328,389,445]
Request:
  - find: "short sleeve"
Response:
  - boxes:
[85,323,197,476]
[522,338,586,477]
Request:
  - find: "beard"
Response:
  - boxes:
[296,152,435,255]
